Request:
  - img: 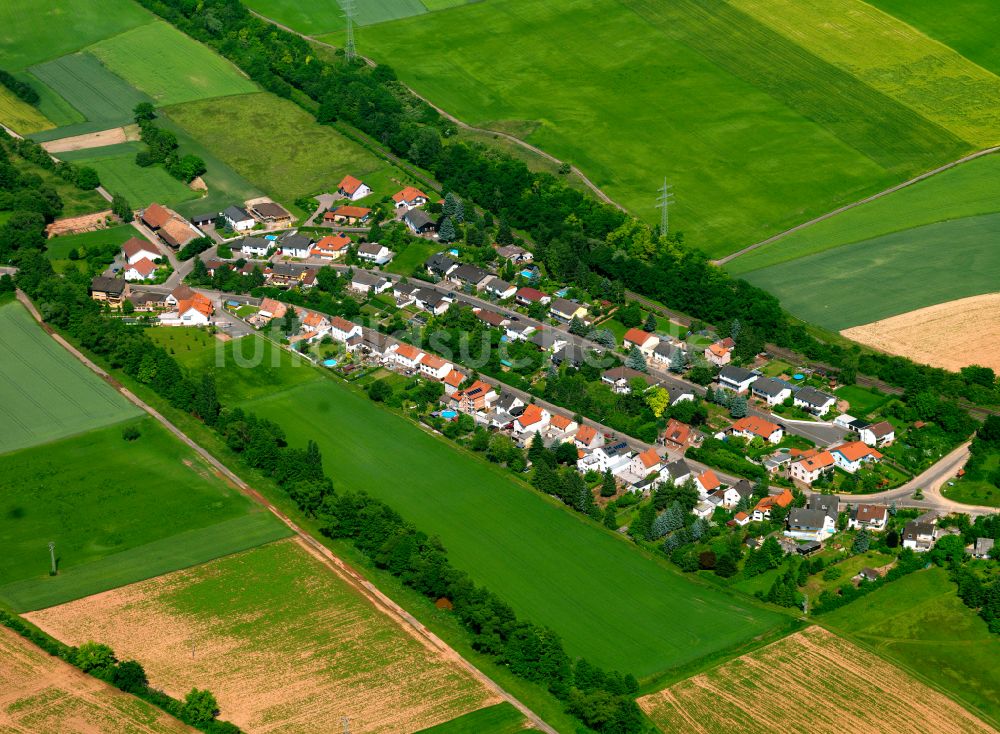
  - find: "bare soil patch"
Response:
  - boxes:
[188,176,207,191]
[638,626,995,734]
[0,625,193,734]
[46,211,115,238]
[25,539,497,734]
[41,125,140,154]
[842,293,1000,372]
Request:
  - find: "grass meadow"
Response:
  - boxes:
[44,223,143,274]
[27,540,497,733]
[741,211,1000,331]
[246,0,460,35]
[359,0,978,256]
[244,372,787,678]
[416,703,535,734]
[822,568,1000,727]
[0,0,151,71]
[165,93,408,214]
[834,385,891,419]
[0,416,289,611]
[0,301,139,454]
[0,87,53,135]
[87,21,257,107]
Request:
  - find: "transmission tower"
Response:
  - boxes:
[342,0,357,62]
[48,541,57,576]
[656,177,674,237]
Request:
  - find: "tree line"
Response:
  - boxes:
[14,253,645,733]
[0,68,39,105]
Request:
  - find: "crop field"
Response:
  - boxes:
[358,0,990,256]
[0,0,151,72]
[27,540,499,734]
[246,375,786,678]
[0,86,53,135]
[741,211,1000,331]
[639,626,995,734]
[868,0,1000,76]
[0,301,140,454]
[416,703,534,734]
[27,53,151,133]
[67,143,199,210]
[0,625,193,734]
[165,93,407,212]
[726,153,1000,274]
[87,21,257,107]
[0,415,289,608]
[823,568,1000,726]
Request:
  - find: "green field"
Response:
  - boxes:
[834,385,891,418]
[0,416,290,611]
[417,703,534,734]
[727,153,1000,274]
[0,301,140,454]
[0,86,53,135]
[45,223,144,274]
[823,567,1000,726]
[943,449,1000,508]
[65,143,199,210]
[165,92,407,213]
[741,211,1000,331]
[868,0,1000,76]
[245,372,786,678]
[357,0,983,256]
[27,52,152,135]
[87,21,257,107]
[0,0,151,71]
[247,0,450,35]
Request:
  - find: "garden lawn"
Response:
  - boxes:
[359,0,968,256]
[165,93,406,213]
[247,376,787,678]
[0,0,151,71]
[741,212,1000,331]
[727,153,1000,274]
[822,567,1000,727]
[0,301,139,454]
[835,385,891,418]
[0,86,53,135]
[387,239,441,276]
[67,143,199,210]
[0,417,290,611]
[86,21,257,107]
[942,449,1000,508]
[44,223,143,274]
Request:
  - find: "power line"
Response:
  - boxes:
[342,0,357,62]
[656,177,674,236]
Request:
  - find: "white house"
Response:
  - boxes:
[662,459,693,486]
[849,504,889,532]
[630,447,663,478]
[789,450,835,484]
[124,258,158,282]
[722,479,753,508]
[483,278,516,300]
[574,424,604,450]
[351,271,391,294]
[390,343,425,370]
[623,328,659,355]
[830,441,883,473]
[414,288,451,315]
[239,236,272,258]
[695,470,721,498]
[578,440,632,476]
[279,233,312,259]
[751,377,793,406]
[419,353,454,381]
[902,521,936,552]
[730,416,783,444]
[514,403,551,437]
[338,175,372,201]
[122,237,160,265]
[859,421,896,447]
[311,234,352,261]
[718,365,757,393]
[793,387,836,417]
[222,205,255,231]
[358,242,394,265]
[705,338,734,366]
[785,506,837,542]
[651,341,687,369]
[546,413,578,441]
[329,315,361,343]
[392,186,429,210]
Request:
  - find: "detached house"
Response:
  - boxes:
[442,369,466,395]
[404,209,436,235]
[338,175,372,201]
[789,450,835,484]
[393,186,429,210]
[662,459,693,486]
[631,447,663,478]
[695,470,721,497]
[793,387,836,417]
[623,328,659,354]
[122,237,160,266]
[279,232,313,259]
[830,441,883,473]
[325,205,371,225]
[496,244,532,263]
[662,418,692,449]
[549,298,587,323]
[515,403,551,437]
[547,414,578,440]
[425,253,458,278]
[483,278,516,300]
[329,316,361,343]
[414,288,451,315]
[849,504,889,532]
[515,287,550,306]
[730,415,783,444]
[351,271,391,295]
[602,366,655,394]
[579,440,632,476]
[718,365,757,393]
[705,338,733,366]
[89,276,127,306]
[390,343,425,370]
[311,234,351,260]
[722,479,754,508]
[419,353,454,381]
[751,377,793,406]
[239,236,271,258]
[249,201,293,228]
[786,494,839,542]
[474,308,509,328]
[223,205,255,231]
[453,380,497,413]
[574,424,604,450]
[751,488,794,521]
[651,341,686,368]
[859,421,895,447]
[902,521,936,552]
[124,257,158,282]
[358,242,394,265]
[449,264,494,290]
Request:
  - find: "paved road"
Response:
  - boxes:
[15,289,558,734]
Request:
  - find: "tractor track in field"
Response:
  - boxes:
[14,289,558,734]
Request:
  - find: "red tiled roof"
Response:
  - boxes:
[832,441,883,463]
[392,186,428,203]
[663,418,691,445]
[732,415,781,439]
[518,403,545,428]
[550,414,574,430]
[338,175,365,195]
[314,234,351,251]
[129,257,157,277]
[394,343,423,361]
[754,488,794,512]
[516,286,546,302]
[697,470,721,492]
[326,205,371,220]
[141,203,171,228]
[421,353,448,369]
[636,447,661,469]
[623,328,654,346]
[576,424,598,445]
[444,370,465,387]
[795,451,835,472]
[330,316,355,332]
[122,236,154,259]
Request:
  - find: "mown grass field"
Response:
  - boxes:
[27,540,498,734]
[0,0,151,71]
[639,625,995,733]
[834,385,891,418]
[0,626,192,734]
[741,211,1000,331]
[0,416,289,611]
[358,0,982,256]
[868,0,1000,76]
[247,0,465,35]
[0,86,53,135]
[44,223,143,274]
[823,568,1000,727]
[66,143,199,210]
[165,93,407,214]
[87,21,257,107]
[245,372,787,678]
[0,301,140,454]
[416,703,535,734]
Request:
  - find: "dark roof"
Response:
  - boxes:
[128,290,165,306]
[451,263,491,283]
[415,287,446,308]
[795,386,835,406]
[904,521,935,538]
[352,271,386,287]
[404,209,434,229]
[239,236,270,250]
[752,377,790,397]
[280,232,312,250]
[425,253,457,273]
[654,341,684,359]
[867,420,895,437]
[731,479,753,499]
[807,493,840,518]
[485,277,512,293]
[667,384,693,403]
[719,365,756,383]
[530,329,563,349]
[252,201,290,218]
[550,297,582,315]
[358,242,385,256]
[664,459,692,480]
[602,366,654,384]
[796,540,822,554]
[552,343,587,366]
[90,276,125,295]
[788,508,830,529]
[223,205,250,221]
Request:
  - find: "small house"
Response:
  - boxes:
[358,242,394,265]
[223,205,255,231]
[338,175,372,201]
[793,386,836,417]
[393,186,429,210]
[718,365,757,393]
[325,205,372,225]
[404,209,436,235]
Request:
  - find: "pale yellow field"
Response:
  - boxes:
[639,626,995,734]
[732,0,1000,147]
[26,539,498,734]
[842,293,1000,372]
[0,625,194,734]
[0,86,53,135]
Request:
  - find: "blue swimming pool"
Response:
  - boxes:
[441,410,458,419]
[323,359,338,367]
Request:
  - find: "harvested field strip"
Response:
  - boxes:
[639,626,995,734]
[0,301,139,454]
[0,625,194,734]
[0,514,292,613]
[26,540,498,734]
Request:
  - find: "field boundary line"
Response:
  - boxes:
[13,289,558,734]
[718,145,1000,267]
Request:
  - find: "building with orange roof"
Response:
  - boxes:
[696,470,721,495]
[302,310,328,329]
[419,353,454,381]
[574,424,604,450]
[730,415,783,444]
[442,369,466,395]
[662,418,692,448]
[514,402,551,435]
[789,450,835,484]
[630,447,663,477]
[121,237,159,265]
[124,257,158,281]
[733,511,750,526]
[140,203,171,229]
[390,343,425,370]
[830,441,883,474]
[751,488,794,521]
[324,205,372,225]
[452,380,497,414]
[172,293,213,325]
[338,175,372,201]
[705,340,732,366]
[258,298,287,320]
[392,186,429,210]
[311,234,352,260]
[549,413,578,434]
[623,327,659,354]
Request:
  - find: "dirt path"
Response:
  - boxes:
[716,145,1000,266]
[13,290,557,734]
[41,125,140,153]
